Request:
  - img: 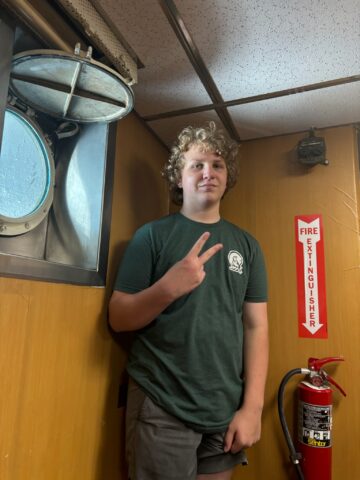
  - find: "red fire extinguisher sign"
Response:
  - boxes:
[295,214,328,338]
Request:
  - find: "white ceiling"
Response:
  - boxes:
[94,0,360,147]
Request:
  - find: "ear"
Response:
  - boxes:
[178,180,182,188]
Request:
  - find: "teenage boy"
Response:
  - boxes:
[109,122,268,480]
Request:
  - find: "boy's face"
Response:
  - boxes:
[179,145,228,210]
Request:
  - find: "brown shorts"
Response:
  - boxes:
[125,378,248,480]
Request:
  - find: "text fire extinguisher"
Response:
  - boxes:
[278,357,346,480]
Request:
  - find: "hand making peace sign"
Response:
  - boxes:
[161,232,223,300]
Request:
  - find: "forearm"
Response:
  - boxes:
[223,302,268,453]
[242,307,269,413]
[108,277,176,332]
[224,303,268,453]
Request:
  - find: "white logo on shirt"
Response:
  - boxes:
[228,250,243,274]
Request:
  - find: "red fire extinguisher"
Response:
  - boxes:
[278,356,346,480]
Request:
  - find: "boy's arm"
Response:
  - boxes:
[108,232,223,332]
[224,301,269,453]
[109,283,175,332]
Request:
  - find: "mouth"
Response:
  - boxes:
[198,183,217,188]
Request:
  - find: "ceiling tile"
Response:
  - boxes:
[177,0,360,100]
[148,110,227,148]
[89,0,360,143]
[98,0,212,115]
[228,82,360,140]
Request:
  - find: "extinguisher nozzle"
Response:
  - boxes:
[290,452,302,464]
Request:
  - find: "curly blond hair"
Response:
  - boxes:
[162,122,239,205]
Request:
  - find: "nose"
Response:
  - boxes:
[202,164,214,179]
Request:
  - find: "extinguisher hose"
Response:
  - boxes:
[278,368,305,480]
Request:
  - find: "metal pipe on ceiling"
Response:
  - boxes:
[0,0,74,52]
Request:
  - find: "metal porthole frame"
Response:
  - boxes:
[1,44,133,237]
[0,105,55,236]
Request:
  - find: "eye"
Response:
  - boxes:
[192,162,203,169]
[214,162,225,169]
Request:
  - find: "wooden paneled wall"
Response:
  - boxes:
[221,126,360,479]
[0,113,169,480]
[1,119,359,480]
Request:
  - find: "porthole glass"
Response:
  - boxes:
[0,106,54,235]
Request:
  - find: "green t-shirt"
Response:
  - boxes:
[114,213,267,433]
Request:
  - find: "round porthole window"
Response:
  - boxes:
[0,45,133,237]
[0,106,55,236]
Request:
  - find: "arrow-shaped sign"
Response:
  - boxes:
[298,219,323,334]
[295,215,328,339]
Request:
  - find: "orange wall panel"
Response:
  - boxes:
[1,119,359,480]
[221,126,360,480]
[0,113,169,480]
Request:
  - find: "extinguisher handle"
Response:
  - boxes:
[323,372,347,397]
[308,356,344,370]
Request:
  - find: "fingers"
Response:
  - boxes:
[187,232,211,257]
[223,429,234,453]
[224,430,247,454]
[230,436,244,454]
[187,232,223,264]
[199,243,223,264]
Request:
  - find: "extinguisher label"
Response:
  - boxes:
[298,402,332,447]
[295,214,328,339]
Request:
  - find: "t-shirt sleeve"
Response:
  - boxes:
[113,225,154,293]
[244,240,268,302]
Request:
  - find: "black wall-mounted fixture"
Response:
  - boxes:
[297,128,328,166]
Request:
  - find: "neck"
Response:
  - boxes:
[180,204,221,223]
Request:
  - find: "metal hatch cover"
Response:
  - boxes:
[9,46,134,123]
